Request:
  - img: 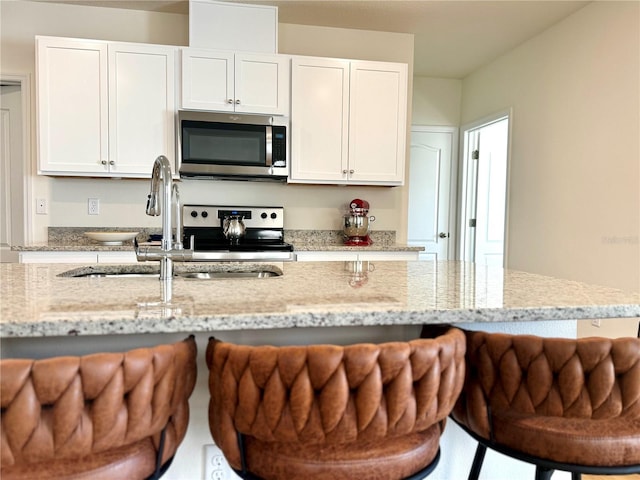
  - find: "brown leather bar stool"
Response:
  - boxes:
[206,327,466,480]
[450,330,640,480]
[1,336,197,480]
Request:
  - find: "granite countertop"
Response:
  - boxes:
[13,228,423,252]
[1,261,638,338]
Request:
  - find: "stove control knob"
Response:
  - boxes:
[261,212,268,219]
[271,213,277,219]
[201,211,208,218]
[190,210,198,218]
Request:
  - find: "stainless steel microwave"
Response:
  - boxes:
[177,110,288,181]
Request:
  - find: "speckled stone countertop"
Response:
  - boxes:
[1,261,638,338]
[12,228,422,252]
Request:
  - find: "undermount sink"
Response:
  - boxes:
[178,271,279,279]
[74,272,160,278]
[59,265,283,279]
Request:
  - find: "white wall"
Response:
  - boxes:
[0,1,414,244]
[412,76,462,126]
[458,2,639,337]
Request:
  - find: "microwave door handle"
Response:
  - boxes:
[265,125,273,167]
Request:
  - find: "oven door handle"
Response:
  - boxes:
[191,250,296,262]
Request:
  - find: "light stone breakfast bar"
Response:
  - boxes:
[1,260,639,480]
[2,260,638,338]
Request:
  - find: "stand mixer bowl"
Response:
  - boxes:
[343,214,373,237]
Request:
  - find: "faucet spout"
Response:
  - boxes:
[146,155,174,252]
[139,155,193,280]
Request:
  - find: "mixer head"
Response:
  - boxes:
[349,198,370,214]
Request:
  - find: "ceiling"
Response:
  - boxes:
[30,0,590,78]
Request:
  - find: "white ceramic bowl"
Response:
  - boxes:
[84,231,139,245]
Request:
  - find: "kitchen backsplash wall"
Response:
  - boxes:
[1,1,415,244]
[48,177,404,233]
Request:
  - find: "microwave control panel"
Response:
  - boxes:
[272,126,286,167]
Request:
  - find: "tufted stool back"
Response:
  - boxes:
[206,327,466,480]
[451,330,640,479]
[1,336,197,480]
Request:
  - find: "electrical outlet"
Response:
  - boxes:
[88,198,100,215]
[591,319,601,328]
[36,198,47,215]
[204,444,238,480]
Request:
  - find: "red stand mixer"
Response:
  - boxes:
[343,198,375,246]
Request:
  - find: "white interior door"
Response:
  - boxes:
[461,116,509,266]
[1,83,24,262]
[474,119,508,266]
[407,127,457,261]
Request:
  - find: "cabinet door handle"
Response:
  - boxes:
[235,99,240,104]
[349,169,355,174]
[227,99,233,104]
[109,160,115,165]
[342,169,348,174]
[101,160,107,165]
[439,232,449,239]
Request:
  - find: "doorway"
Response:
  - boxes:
[459,113,510,266]
[1,75,30,262]
[407,126,458,261]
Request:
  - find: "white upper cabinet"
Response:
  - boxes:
[37,37,109,174]
[181,48,290,115]
[108,43,176,176]
[289,56,408,186]
[348,61,407,185]
[290,57,350,183]
[37,36,176,177]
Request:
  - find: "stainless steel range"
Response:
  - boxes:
[182,205,295,262]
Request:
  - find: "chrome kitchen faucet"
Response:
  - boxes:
[136,155,193,280]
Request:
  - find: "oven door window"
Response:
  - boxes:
[182,121,266,166]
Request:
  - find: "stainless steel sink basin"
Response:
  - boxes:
[59,265,282,279]
[76,273,160,278]
[178,271,279,279]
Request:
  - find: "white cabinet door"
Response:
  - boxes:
[295,251,418,262]
[37,37,109,174]
[97,251,138,263]
[295,251,358,262]
[37,37,176,177]
[358,251,419,261]
[289,56,408,186]
[348,61,407,185]
[290,57,349,183]
[181,49,289,115]
[19,251,99,264]
[235,53,289,115]
[109,43,176,175]
[181,48,234,112]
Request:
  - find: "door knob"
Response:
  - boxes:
[439,232,449,238]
